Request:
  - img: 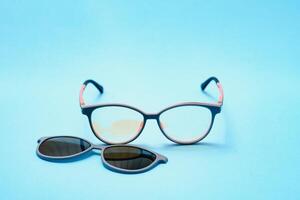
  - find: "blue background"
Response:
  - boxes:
[1,0,299,199]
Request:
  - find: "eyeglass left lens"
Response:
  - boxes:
[103,146,156,170]
[38,137,91,157]
[159,105,212,144]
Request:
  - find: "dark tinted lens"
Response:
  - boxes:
[103,146,156,170]
[38,137,91,157]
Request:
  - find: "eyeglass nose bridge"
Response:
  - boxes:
[144,113,160,120]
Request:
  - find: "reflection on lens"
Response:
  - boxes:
[91,106,144,144]
[103,146,156,170]
[159,106,212,143]
[39,137,91,157]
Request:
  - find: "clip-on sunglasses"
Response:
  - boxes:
[37,136,167,174]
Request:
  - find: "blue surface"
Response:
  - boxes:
[1,1,300,199]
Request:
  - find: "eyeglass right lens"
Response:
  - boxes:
[91,106,144,144]
[38,137,91,157]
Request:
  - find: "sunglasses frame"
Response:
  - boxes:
[36,136,168,174]
[79,77,224,145]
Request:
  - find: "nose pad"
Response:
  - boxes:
[132,119,163,143]
[158,121,166,130]
[137,121,145,132]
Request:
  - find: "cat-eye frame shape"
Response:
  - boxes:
[79,77,224,145]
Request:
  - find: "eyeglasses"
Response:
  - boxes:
[79,77,224,145]
[36,136,167,174]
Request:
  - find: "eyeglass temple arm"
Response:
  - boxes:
[79,79,104,107]
[201,76,224,106]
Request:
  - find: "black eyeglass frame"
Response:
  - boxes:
[36,136,168,174]
[79,77,224,145]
